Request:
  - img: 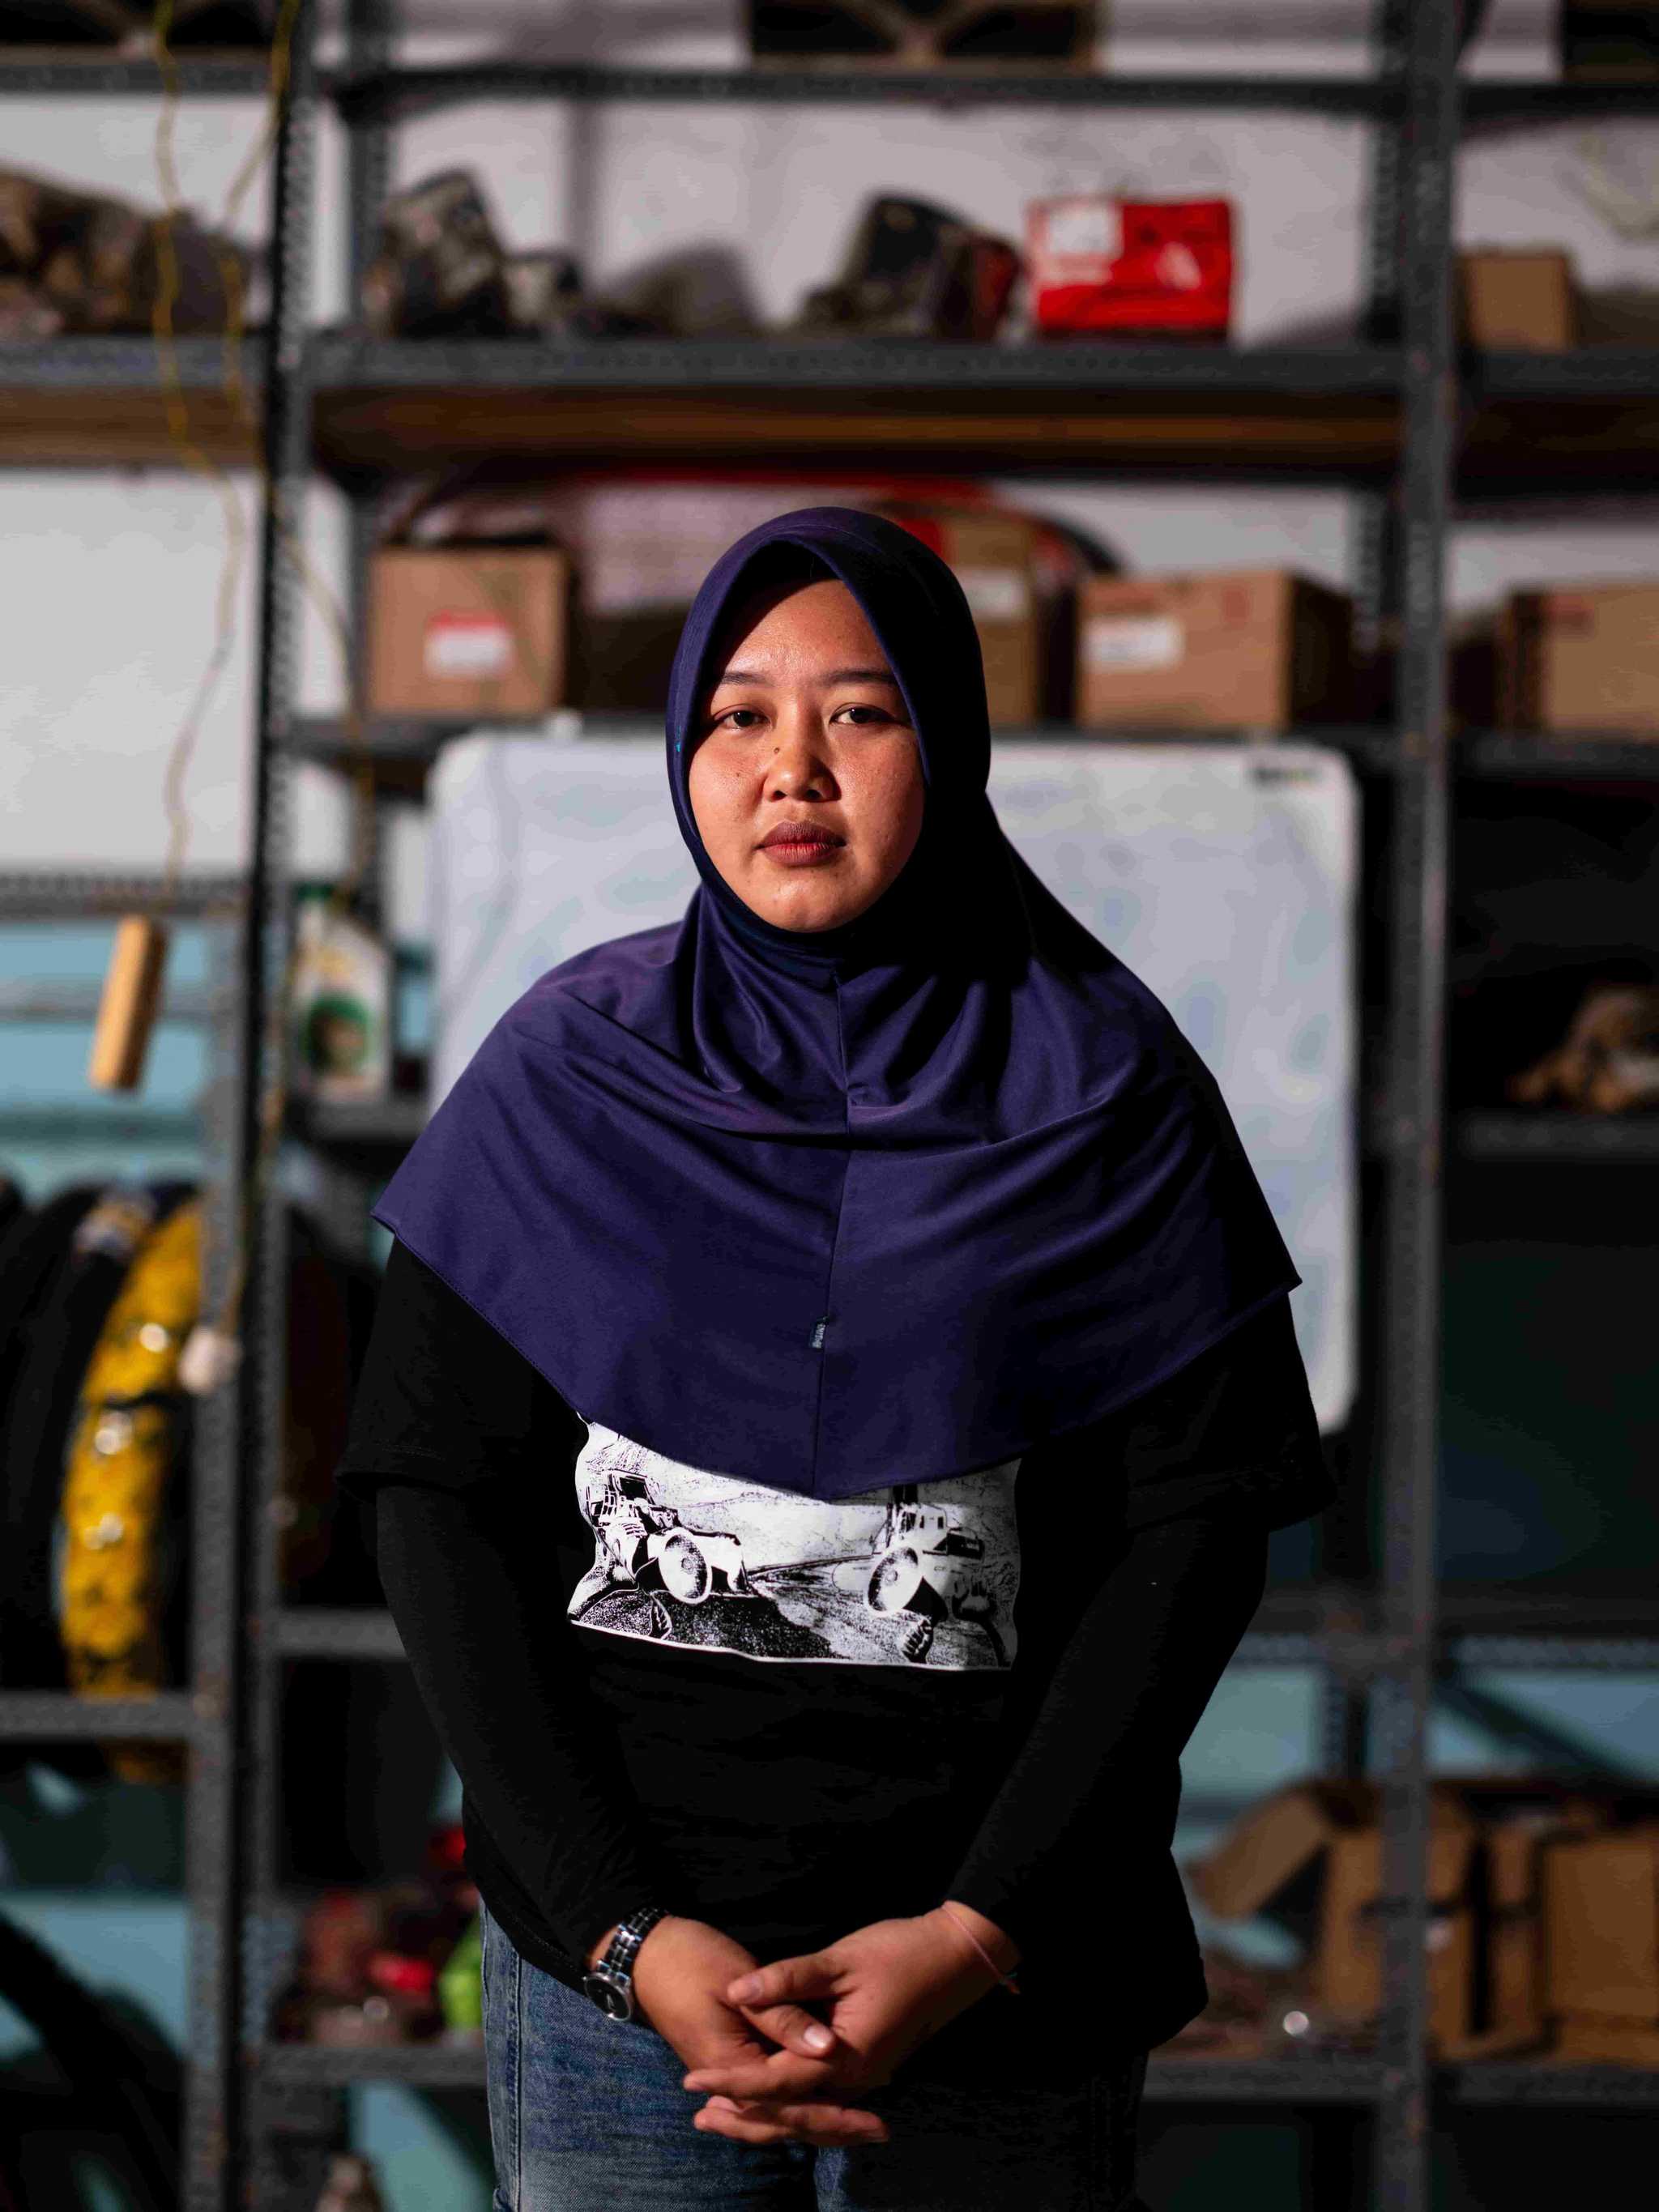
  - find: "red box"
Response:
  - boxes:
[1026,197,1234,339]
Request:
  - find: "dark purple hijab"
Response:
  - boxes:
[375,507,1296,1501]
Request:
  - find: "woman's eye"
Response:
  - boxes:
[714,707,763,731]
[832,705,893,727]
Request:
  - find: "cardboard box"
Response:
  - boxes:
[1496,580,1659,736]
[1460,249,1577,351]
[749,0,1096,70]
[1196,1779,1599,2053]
[1554,2014,1659,2061]
[879,504,1045,725]
[1193,1781,1478,2044]
[1076,569,1353,732]
[1561,2,1659,81]
[1546,1827,1659,2021]
[369,546,569,719]
[1026,197,1234,339]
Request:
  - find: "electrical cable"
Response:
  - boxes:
[142,0,383,1368]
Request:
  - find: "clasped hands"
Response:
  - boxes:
[602,1903,1018,2148]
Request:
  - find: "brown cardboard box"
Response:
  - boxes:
[1193,1782,1478,2044]
[1554,2014,1659,2061]
[1497,580,1659,735]
[1075,569,1353,732]
[369,547,569,719]
[1196,1780,1598,2052]
[878,505,1044,725]
[1459,250,1577,351]
[1485,1816,1567,2048]
[1546,1827,1659,2021]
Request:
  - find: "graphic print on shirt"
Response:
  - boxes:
[567,1423,1021,1669]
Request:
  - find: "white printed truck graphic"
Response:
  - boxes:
[585,1467,754,1607]
[569,1427,1020,1670]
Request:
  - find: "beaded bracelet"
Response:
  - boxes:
[938,1903,1021,1997]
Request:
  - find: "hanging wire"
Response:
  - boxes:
[147,0,381,1359]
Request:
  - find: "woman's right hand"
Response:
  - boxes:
[598,1915,889,2147]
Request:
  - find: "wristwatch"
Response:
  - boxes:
[582,1905,669,2022]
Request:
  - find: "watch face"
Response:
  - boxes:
[583,1969,632,2021]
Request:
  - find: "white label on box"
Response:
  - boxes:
[1155,241,1204,292]
[425,612,514,679]
[1045,202,1121,260]
[956,566,1030,623]
[1085,616,1184,671]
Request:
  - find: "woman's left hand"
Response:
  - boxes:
[682,1903,1018,2145]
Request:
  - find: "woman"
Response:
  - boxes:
[340,509,1332,2210]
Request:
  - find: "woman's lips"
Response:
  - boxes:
[760,834,844,867]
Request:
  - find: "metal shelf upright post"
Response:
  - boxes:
[237,5,330,2204]
[1371,4,1459,2205]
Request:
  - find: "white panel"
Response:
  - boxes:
[429,730,1357,1428]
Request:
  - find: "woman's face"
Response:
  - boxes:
[688,579,925,934]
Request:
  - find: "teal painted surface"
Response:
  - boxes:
[354,2089,492,2212]
[0,1895,187,2057]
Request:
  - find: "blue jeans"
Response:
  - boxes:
[480,1902,1149,2211]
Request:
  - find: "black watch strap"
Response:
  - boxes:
[582,1904,669,2022]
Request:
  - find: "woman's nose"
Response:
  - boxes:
[767,717,836,797]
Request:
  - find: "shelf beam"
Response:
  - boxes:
[0,339,259,469]
[331,62,1397,121]
[0,1692,199,1742]
[0,51,274,96]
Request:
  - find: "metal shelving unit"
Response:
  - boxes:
[231,5,1659,2195]
[0,51,272,96]
[6,3,1657,2206]
[0,869,249,2208]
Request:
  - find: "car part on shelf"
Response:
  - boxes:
[793,195,1018,342]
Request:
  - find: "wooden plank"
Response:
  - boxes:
[4,377,1658,481]
[312,385,1402,478]
[0,387,256,468]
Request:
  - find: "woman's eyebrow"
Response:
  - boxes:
[714,666,900,687]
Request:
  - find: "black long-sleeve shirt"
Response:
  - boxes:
[341,1242,1332,2079]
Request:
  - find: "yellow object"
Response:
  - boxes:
[59,1199,203,1783]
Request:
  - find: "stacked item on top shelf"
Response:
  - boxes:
[271,1822,484,2048]
[0,2,275,47]
[1026,196,1234,342]
[1560,1,1659,79]
[1076,568,1357,732]
[1459,249,1579,352]
[1496,578,1659,739]
[0,165,247,340]
[367,475,1113,725]
[361,170,670,344]
[0,1172,382,1775]
[358,168,1235,351]
[1183,1777,1659,2065]
[747,0,1096,68]
[790,196,1019,343]
[366,476,1367,736]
